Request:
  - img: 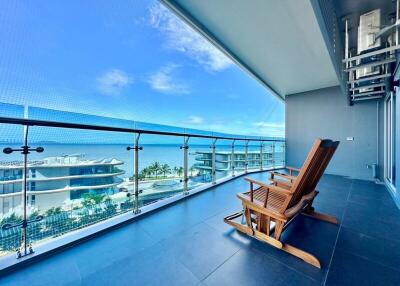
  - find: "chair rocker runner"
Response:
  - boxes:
[224,139,339,268]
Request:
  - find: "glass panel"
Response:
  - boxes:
[0,104,286,256]
[136,127,185,207]
[384,95,395,185]
[214,138,234,181]
[392,95,396,185]
[25,125,134,249]
[232,142,245,176]
[247,140,261,171]
[186,128,214,188]
[0,124,25,257]
[263,141,274,170]
[275,141,286,169]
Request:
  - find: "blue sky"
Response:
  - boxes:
[0,0,284,137]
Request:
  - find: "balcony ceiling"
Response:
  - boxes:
[161,0,340,100]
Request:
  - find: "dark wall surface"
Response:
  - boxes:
[286,85,384,181]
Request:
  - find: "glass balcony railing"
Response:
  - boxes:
[0,103,285,260]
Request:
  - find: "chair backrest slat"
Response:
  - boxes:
[285,139,334,209]
[306,141,339,194]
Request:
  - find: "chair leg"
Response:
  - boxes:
[224,211,253,236]
[302,210,338,224]
[244,207,253,229]
[303,198,338,225]
[274,221,284,240]
[281,243,321,268]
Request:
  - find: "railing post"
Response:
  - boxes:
[181,136,190,195]
[127,133,142,214]
[282,141,286,167]
[272,141,276,169]
[211,138,217,184]
[245,140,249,173]
[2,125,44,258]
[231,139,235,177]
[259,141,263,171]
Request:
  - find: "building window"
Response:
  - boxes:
[31,169,36,178]
[31,195,36,206]
[30,182,36,191]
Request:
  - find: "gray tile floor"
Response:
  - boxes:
[1,172,400,285]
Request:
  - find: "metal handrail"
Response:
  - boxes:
[0,114,285,259]
[0,116,285,142]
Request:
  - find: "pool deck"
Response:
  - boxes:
[1,171,400,285]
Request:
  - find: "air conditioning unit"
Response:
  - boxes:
[356,9,381,81]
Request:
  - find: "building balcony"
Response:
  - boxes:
[1,171,399,285]
[0,0,399,285]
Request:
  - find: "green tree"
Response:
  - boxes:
[173,166,179,176]
[45,207,62,216]
[160,164,171,177]
[150,162,161,178]
[177,166,184,177]
[139,167,150,180]
[82,193,105,207]
[0,212,22,226]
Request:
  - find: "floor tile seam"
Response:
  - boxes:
[342,213,400,233]
[158,221,209,245]
[344,199,400,210]
[164,251,203,284]
[246,243,323,284]
[201,206,235,222]
[330,246,400,274]
[347,195,395,205]
[322,218,343,285]
[339,225,400,244]
[199,248,242,282]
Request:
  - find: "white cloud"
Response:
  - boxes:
[187,115,204,125]
[148,64,190,94]
[253,122,285,137]
[149,3,232,72]
[97,69,132,95]
[226,93,240,100]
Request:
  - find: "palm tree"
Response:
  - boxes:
[140,167,151,179]
[151,162,161,178]
[177,166,184,177]
[173,166,179,177]
[160,164,171,178]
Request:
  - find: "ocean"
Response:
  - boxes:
[0,144,277,177]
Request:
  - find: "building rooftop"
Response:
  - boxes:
[1,171,399,285]
[0,155,123,169]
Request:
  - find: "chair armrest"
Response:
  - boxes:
[269,178,292,189]
[240,178,294,217]
[244,177,293,195]
[270,172,296,182]
[286,166,301,176]
[237,193,287,220]
[286,166,301,172]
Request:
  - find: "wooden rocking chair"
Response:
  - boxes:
[224,139,339,268]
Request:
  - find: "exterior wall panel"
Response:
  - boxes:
[286,85,384,181]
